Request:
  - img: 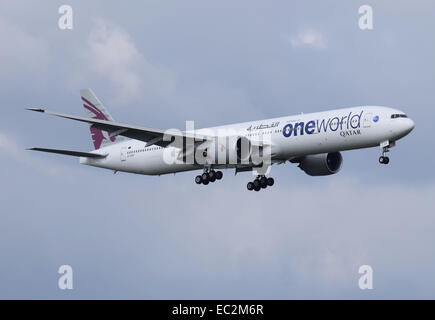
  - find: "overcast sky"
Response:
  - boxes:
[1,0,434,299]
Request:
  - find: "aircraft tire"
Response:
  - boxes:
[260,177,267,188]
[216,171,223,180]
[209,170,216,180]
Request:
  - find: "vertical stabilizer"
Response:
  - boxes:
[80,89,126,150]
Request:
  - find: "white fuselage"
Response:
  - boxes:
[80,106,415,175]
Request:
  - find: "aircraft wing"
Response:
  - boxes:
[27,147,107,158]
[27,108,211,148]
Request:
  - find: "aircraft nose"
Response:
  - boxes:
[403,118,415,135]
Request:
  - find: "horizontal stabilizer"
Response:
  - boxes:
[27,148,107,158]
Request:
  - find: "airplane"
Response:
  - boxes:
[27,89,415,191]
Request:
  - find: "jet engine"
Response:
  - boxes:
[198,136,253,165]
[235,136,252,162]
[297,152,342,176]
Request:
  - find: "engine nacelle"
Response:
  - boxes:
[199,136,253,165]
[235,136,252,162]
[298,152,343,176]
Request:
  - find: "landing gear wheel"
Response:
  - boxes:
[246,175,275,191]
[201,172,209,181]
[260,176,268,188]
[215,171,223,180]
[195,175,202,184]
[208,170,216,180]
[202,179,209,185]
[379,156,390,164]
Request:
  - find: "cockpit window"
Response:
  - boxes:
[391,114,407,119]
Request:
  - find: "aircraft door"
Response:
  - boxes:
[363,112,373,128]
[120,146,127,162]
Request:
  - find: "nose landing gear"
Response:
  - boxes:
[247,176,274,191]
[379,155,390,164]
[379,143,391,165]
[195,169,223,185]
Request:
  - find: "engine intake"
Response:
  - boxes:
[235,136,252,162]
[298,152,342,176]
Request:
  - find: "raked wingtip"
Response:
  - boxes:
[26,108,45,113]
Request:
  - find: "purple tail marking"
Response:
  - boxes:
[82,97,116,150]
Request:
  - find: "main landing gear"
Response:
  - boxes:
[195,169,223,185]
[246,176,274,192]
[379,146,390,165]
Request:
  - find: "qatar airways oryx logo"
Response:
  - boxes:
[82,97,116,149]
[282,111,364,138]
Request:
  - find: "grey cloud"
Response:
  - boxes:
[283,29,326,49]
[74,18,176,106]
[0,132,75,181]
